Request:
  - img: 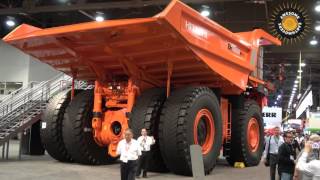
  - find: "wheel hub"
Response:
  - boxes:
[194,109,215,155]
[111,121,122,135]
[247,118,260,152]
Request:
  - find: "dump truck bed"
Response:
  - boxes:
[3,0,280,95]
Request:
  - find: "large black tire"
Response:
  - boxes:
[130,88,168,172]
[40,90,73,162]
[226,100,264,167]
[159,87,222,176]
[62,90,117,165]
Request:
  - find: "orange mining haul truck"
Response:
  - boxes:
[3,0,281,176]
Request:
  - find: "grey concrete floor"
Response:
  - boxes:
[0,140,269,180]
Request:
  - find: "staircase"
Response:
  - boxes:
[0,73,90,148]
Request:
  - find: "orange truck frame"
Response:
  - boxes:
[3,0,281,176]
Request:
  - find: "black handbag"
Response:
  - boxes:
[264,136,272,167]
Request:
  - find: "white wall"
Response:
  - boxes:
[0,40,59,88]
[0,41,30,87]
[28,56,59,83]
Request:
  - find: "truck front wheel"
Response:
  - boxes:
[159,87,222,176]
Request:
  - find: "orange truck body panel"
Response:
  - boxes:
[2,0,281,157]
[3,0,280,94]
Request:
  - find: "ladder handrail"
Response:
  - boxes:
[0,73,71,118]
[0,73,91,146]
[0,73,67,102]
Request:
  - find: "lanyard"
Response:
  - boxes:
[125,142,131,152]
[142,137,147,151]
[273,136,279,145]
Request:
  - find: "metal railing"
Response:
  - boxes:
[0,73,72,118]
[0,73,93,160]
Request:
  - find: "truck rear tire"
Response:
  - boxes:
[159,87,222,176]
[226,100,264,167]
[40,90,73,162]
[62,90,117,165]
[130,88,168,172]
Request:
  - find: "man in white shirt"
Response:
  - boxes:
[263,126,284,180]
[296,136,320,180]
[117,129,142,180]
[136,128,155,178]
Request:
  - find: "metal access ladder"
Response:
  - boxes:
[0,73,90,159]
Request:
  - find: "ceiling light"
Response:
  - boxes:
[297,76,302,79]
[95,15,104,22]
[293,88,297,91]
[310,39,318,46]
[316,4,320,12]
[315,25,320,31]
[6,19,15,27]
[201,10,210,17]
[294,84,298,88]
[58,0,69,3]
[298,70,303,73]
[294,80,299,84]
[293,103,297,108]
[297,93,301,99]
[310,36,318,46]
[277,94,282,99]
[300,63,306,67]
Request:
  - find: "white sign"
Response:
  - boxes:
[308,112,320,130]
[41,122,47,129]
[296,91,313,119]
[262,107,282,129]
[287,119,302,125]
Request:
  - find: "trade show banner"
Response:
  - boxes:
[262,107,282,129]
[307,112,320,133]
[296,90,313,119]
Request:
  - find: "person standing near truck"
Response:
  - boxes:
[117,129,142,180]
[278,131,296,180]
[136,128,155,178]
[264,126,284,180]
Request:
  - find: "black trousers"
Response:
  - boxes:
[136,151,150,177]
[121,160,137,180]
[269,154,279,180]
